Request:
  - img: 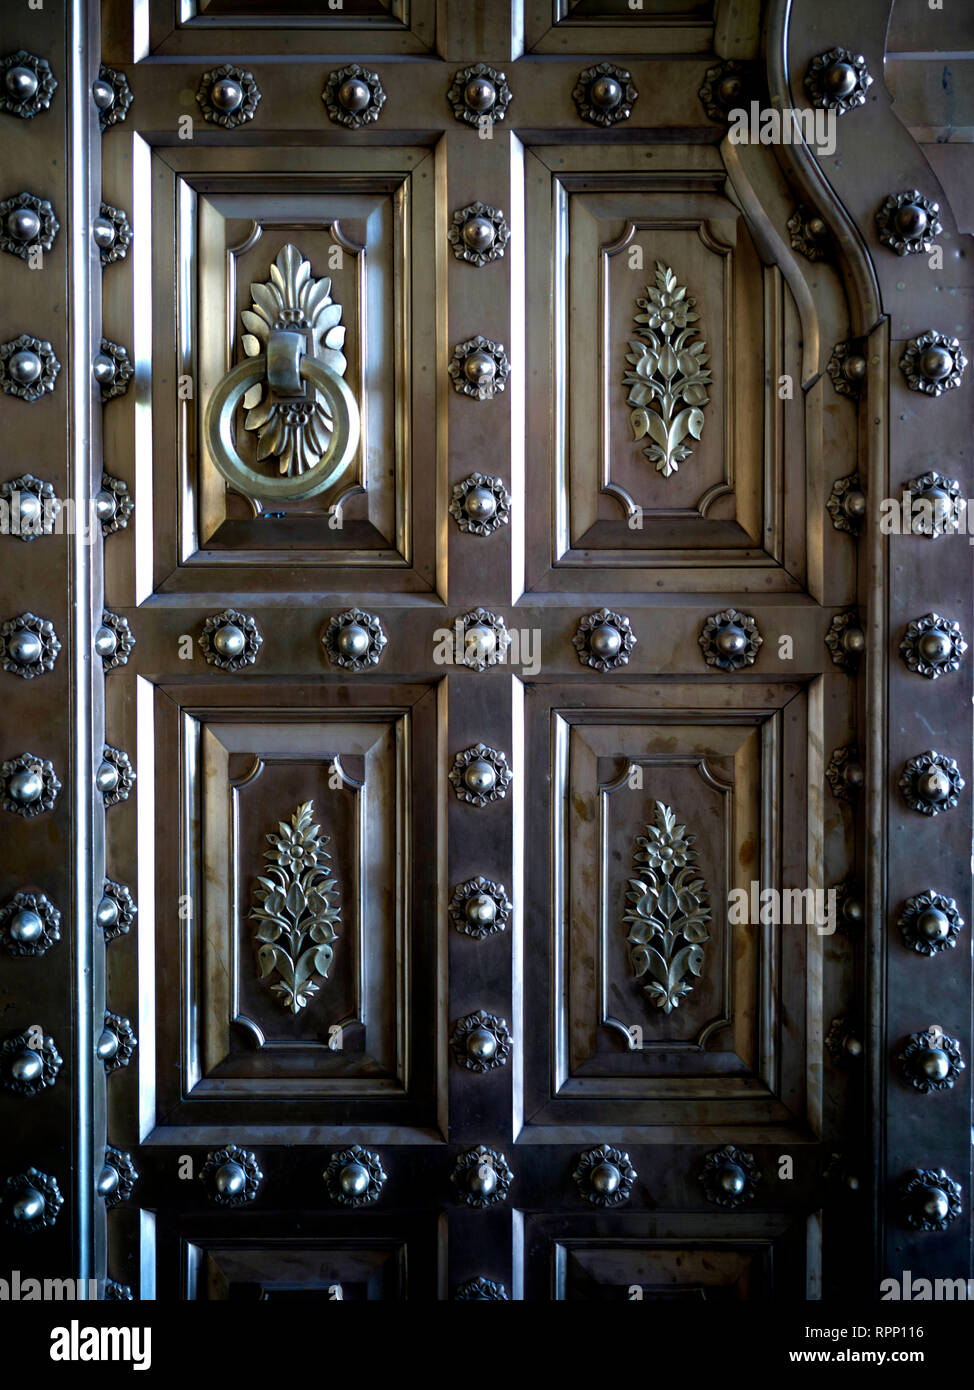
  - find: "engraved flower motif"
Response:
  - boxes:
[635,284,694,337]
[634,814,692,876]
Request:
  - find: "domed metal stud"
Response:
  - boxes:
[448,742,512,807]
[1,752,60,818]
[876,190,942,256]
[93,338,133,402]
[0,612,60,679]
[897,890,963,956]
[448,335,510,400]
[898,750,964,816]
[105,1280,133,1300]
[99,1011,136,1074]
[449,472,511,536]
[897,1028,964,1094]
[2,1167,62,1230]
[447,63,513,129]
[900,613,966,679]
[0,51,57,119]
[0,891,61,956]
[899,1167,963,1231]
[0,334,60,402]
[699,58,758,123]
[0,1028,62,1095]
[94,66,133,130]
[900,331,967,397]
[95,610,135,672]
[200,1144,262,1207]
[787,205,831,262]
[804,47,872,114]
[323,1144,386,1207]
[448,200,510,268]
[98,745,135,808]
[322,64,386,128]
[832,878,864,936]
[455,1277,509,1300]
[450,1146,514,1209]
[0,473,58,541]
[822,1152,862,1196]
[699,608,762,671]
[902,471,962,538]
[573,61,637,126]
[449,876,512,940]
[93,203,132,266]
[826,471,866,535]
[196,64,260,128]
[825,609,865,671]
[199,608,262,671]
[572,1145,636,1207]
[97,879,135,944]
[450,1009,512,1073]
[100,1146,138,1209]
[573,607,637,672]
[825,745,863,802]
[826,339,868,399]
[321,607,387,671]
[0,192,59,262]
[455,608,511,672]
[826,1015,863,1065]
[699,1144,761,1208]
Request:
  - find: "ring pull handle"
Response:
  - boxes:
[203,243,361,503]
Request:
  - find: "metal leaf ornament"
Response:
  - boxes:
[240,244,349,477]
[623,262,712,478]
[624,801,711,1013]
[250,801,341,1013]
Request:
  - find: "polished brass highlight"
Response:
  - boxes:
[700,1146,761,1207]
[448,334,510,400]
[94,338,132,402]
[250,800,341,1015]
[572,1145,636,1207]
[572,62,637,126]
[0,192,59,261]
[455,608,510,672]
[898,749,964,816]
[0,1028,62,1095]
[93,202,131,266]
[876,190,942,256]
[900,331,968,396]
[624,262,711,478]
[0,891,61,956]
[900,613,966,679]
[624,801,711,1015]
[0,51,57,119]
[899,1168,963,1231]
[0,612,60,678]
[897,890,964,956]
[804,47,873,114]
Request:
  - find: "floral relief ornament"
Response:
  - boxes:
[623,261,712,479]
[250,800,341,1014]
[624,801,711,1014]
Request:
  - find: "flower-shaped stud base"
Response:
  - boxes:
[95,66,133,130]
[573,62,637,126]
[899,1167,962,1231]
[1,752,60,818]
[98,745,135,808]
[900,331,967,397]
[826,1015,863,1066]
[196,64,260,128]
[94,203,132,266]
[94,339,133,402]
[0,334,60,402]
[323,65,386,128]
[199,609,262,671]
[573,1145,636,1207]
[0,51,57,119]
[96,473,134,535]
[449,335,510,400]
[0,612,60,678]
[323,1145,386,1207]
[449,876,511,940]
[0,891,61,956]
[825,745,863,802]
[699,59,757,122]
[826,472,866,535]
[573,607,636,672]
[2,1167,62,1231]
[449,472,511,535]
[99,1012,137,1075]
[0,1028,62,1095]
[448,743,511,806]
[200,1145,262,1206]
[0,473,59,541]
[447,63,512,129]
[897,890,963,956]
[699,608,762,671]
[450,1009,511,1072]
[96,610,136,672]
[897,1029,964,1094]
[826,339,868,398]
[322,608,386,671]
[100,1147,138,1209]
[898,749,964,816]
[804,47,873,114]
[455,608,510,671]
[903,471,962,538]
[0,192,59,260]
[699,1145,760,1208]
[448,202,510,267]
[900,613,966,679]
[825,609,865,670]
[787,205,831,261]
[451,1146,513,1209]
[876,190,942,256]
[99,879,136,943]
[455,1277,508,1300]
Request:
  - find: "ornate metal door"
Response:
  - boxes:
[1,0,970,1302]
